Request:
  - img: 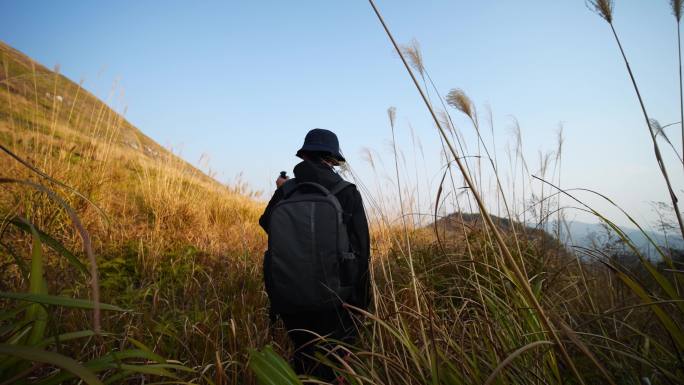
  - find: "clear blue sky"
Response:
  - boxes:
[2,1,682,229]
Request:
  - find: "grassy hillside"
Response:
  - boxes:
[0,40,272,382]
[0,41,167,163]
[0,40,264,255]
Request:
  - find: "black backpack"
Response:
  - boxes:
[265,178,358,313]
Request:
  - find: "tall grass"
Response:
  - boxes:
[3,2,684,384]
[366,0,586,382]
[588,0,684,240]
[0,145,190,384]
[260,2,684,384]
[1,42,272,383]
[672,0,684,169]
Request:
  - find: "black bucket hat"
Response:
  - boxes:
[296,128,346,162]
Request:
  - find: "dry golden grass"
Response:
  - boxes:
[1,41,274,383]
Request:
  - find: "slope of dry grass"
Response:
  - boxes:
[1,40,272,383]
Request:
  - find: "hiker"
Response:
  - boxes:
[259,128,370,380]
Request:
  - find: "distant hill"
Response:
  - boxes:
[556,220,684,252]
[432,212,563,249]
[432,212,683,257]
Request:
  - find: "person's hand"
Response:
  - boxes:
[276,176,287,188]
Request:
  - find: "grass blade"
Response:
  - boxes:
[484,340,554,385]
[0,292,126,312]
[0,344,104,385]
[8,216,88,275]
[249,346,302,385]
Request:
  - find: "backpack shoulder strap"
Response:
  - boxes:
[329,180,354,224]
[329,180,353,196]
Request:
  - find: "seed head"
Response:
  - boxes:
[673,0,683,22]
[446,89,474,120]
[361,147,376,170]
[649,119,672,140]
[649,119,662,137]
[437,110,454,134]
[587,0,614,23]
[401,39,424,77]
[649,119,675,147]
[387,106,397,129]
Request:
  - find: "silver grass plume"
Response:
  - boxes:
[388,106,397,129]
[649,119,675,146]
[446,88,475,121]
[650,119,684,164]
[437,110,454,134]
[401,39,424,77]
[587,0,614,23]
[673,0,683,22]
[361,147,376,171]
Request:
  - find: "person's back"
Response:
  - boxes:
[259,128,370,380]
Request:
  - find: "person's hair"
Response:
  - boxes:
[300,150,341,166]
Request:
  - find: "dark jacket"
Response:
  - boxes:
[259,160,371,310]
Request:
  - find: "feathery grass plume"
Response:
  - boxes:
[673,0,683,21]
[401,39,424,77]
[437,109,455,134]
[649,119,667,139]
[587,0,614,23]
[387,106,397,129]
[361,147,376,170]
[387,104,429,355]
[649,119,683,163]
[446,88,475,120]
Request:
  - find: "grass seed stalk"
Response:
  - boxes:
[366,0,586,383]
